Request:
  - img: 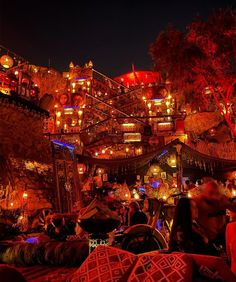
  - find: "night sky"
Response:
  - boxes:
[0,0,235,77]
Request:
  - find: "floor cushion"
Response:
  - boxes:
[128,252,193,282]
[69,245,138,282]
[0,264,26,282]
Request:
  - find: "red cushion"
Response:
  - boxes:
[0,265,26,282]
[128,252,193,282]
[189,254,236,282]
[69,245,137,282]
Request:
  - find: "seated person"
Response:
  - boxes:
[169,197,218,255]
[226,220,236,276]
[128,201,148,226]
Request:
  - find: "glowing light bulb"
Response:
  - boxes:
[78,110,83,116]
[162,195,167,201]
[95,152,98,156]
[232,190,236,197]
[125,193,129,198]
[188,192,192,198]
[125,147,129,153]
[110,150,113,155]
[56,111,61,117]
[23,192,28,199]
[134,193,140,200]
[147,102,152,109]
[10,202,14,207]
[102,149,105,154]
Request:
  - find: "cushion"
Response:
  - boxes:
[0,264,26,282]
[128,252,193,282]
[189,254,236,282]
[69,245,138,282]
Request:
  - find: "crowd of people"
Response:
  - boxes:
[8,177,235,279]
[107,179,236,278]
[169,181,236,277]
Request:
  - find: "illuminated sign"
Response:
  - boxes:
[124,133,141,142]
[157,122,174,131]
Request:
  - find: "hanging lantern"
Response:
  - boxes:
[167,154,177,168]
[97,168,104,175]
[0,55,14,69]
[22,192,28,199]
[77,163,86,174]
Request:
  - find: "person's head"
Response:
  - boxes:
[196,179,202,186]
[203,181,221,200]
[129,201,140,214]
[185,180,190,186]
[59,94,68,105]
[174,197,197,223]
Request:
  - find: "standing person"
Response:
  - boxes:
[169,197,217,255]
[194,181,236,245]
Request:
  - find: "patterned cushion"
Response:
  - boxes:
[69,245,138,282]
[128,252,193,282]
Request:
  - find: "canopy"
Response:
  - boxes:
[77,139,236,173]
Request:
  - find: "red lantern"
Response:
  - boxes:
[77,163,86,174]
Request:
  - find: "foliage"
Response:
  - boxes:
[150,9,236,134]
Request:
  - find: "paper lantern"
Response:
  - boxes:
[0,55,14,69]
[77,163,86,174]
[167,155,177,168]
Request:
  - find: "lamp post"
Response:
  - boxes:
[175,144,183,192]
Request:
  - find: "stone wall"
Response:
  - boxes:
[0,158,54,211]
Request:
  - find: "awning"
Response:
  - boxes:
[77,139,236,173]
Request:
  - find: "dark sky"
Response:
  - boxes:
[0,0,235,77]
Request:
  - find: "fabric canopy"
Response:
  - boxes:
[77,139,236,173]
